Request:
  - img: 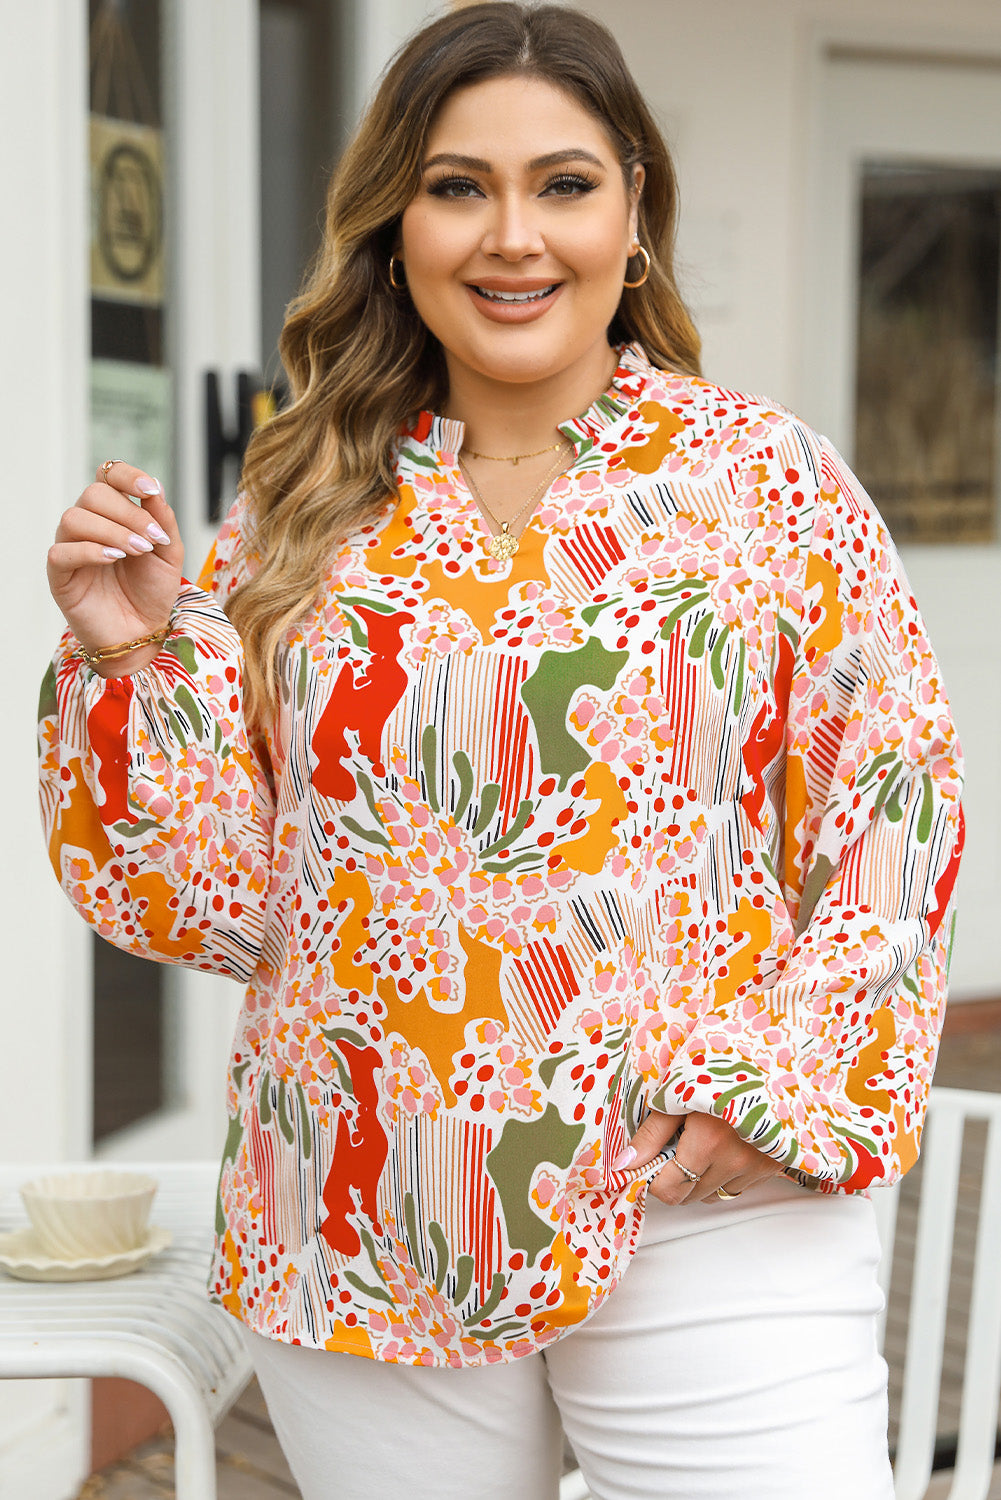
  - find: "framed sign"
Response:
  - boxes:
[90,114,164,306]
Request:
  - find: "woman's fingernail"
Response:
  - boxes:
[128,533,155,553]
[103,547,127,560]
[146,522,171,544]
[612,1146,636,1172]
[135,477,161,496]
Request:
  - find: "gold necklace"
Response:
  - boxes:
[458,440,572,561]
[463,437,566,466]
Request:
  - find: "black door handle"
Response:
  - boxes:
[204,370,283,522]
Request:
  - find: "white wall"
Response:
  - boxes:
[573,0,1001,1000]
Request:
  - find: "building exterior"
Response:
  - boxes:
[3,1,999,1491]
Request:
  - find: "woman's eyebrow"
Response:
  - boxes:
[421,148,607,173]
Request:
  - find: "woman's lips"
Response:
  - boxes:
[465,282,564,323]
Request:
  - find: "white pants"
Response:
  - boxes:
[239,1174,895,1500]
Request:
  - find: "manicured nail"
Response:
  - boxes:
[611,1146,636,1172]
[146,522,171,544]
[103,547,127,560]
[128,533,154,553]
[135,477,161,496]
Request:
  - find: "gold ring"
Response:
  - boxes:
[101,458,126,482]
[716,1187,742,1199]
[670,1158,702,1184]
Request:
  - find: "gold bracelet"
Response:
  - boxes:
[74,623,172,667]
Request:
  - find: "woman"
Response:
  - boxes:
[40,5,964,1497]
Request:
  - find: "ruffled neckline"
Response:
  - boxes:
[397,341,654,461]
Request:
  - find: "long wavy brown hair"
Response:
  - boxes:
[230,1,702,731]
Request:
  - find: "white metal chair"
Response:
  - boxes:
[559,1085,1001,1500]
[0,1161,251,1500]
[871,1086,1001,1500]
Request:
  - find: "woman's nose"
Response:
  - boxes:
[480,192,546,259]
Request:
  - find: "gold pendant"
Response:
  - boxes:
[488,528,518,561]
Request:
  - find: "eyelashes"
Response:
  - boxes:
[425,172,601,200]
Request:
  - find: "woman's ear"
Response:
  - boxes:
[629,163,646,242]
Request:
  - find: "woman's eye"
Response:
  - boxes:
[544,174,599,197]
[427,176,481,199]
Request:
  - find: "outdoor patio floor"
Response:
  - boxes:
[74,1006,1001,1499]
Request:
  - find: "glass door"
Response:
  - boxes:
[88,0,173,1144]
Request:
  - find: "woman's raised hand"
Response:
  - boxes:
[614,1108,788,1204]
[47,461,184,676]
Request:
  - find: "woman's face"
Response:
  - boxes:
[398,73,644,392]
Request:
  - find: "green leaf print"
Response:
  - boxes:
[336,594,395,651]
[297,645,308,711]
[625,1074,646,1135]
[479,799,534,861]
[341,815,393,850]
[344,1270,396,1305]
[215,1111,244,1237]
[873,764,903,821]
[466,1319,525,1342]
[258,1068,272,1124]
[452,750,475,822]
[539,1047,579,1087]
[885,778,907,824]
[359,1225,390,1283]
[658,585,712,643]
[428,1220,450,1292]
[294,1081,312,1159]
[857,751,898,792]
[174,683,203,738]
[452,1254,475,1306]
[686,611,713,659]
[462,1271,507,1327]
[917,772,934,843]
[163,636,199,674]
[486,1105,584,1263]
[732,636,747,711]
[322,1026,370,1050]
[398,446,440,470]
[404,1191,425,1278]
[481,848,543,874]
[471,783,501,837]
[157,696,188,749]
[521,638,628,788]
[709,624,730,690]
[422,725,440,813]
[276,1078,295,1145]
[38,662,57,724]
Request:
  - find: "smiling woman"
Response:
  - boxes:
[39,4,963,1499]
[399,77,643,437]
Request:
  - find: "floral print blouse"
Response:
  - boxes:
[39,342,964,1365]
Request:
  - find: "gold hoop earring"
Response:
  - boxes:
[389,254,406,291]
[623,245,650,289]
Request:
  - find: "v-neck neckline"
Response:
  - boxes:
[395,342,651,565]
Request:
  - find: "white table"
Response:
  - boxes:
[0,1162,251,1500]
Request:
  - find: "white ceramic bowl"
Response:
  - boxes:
[19,1170,157,1260]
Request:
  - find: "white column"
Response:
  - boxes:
[348,0,445,125]
[0,0,92,1490]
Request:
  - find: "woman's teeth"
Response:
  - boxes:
[474,285,558,302]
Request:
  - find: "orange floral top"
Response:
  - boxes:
[39,342,964,1365]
